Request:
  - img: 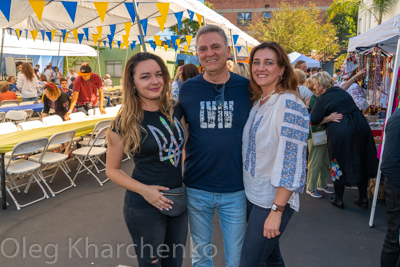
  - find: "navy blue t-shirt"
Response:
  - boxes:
[179,72,252,193]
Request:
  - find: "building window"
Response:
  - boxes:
[263,12,271,22]
[238,12,252,26]
[105,61,123,78]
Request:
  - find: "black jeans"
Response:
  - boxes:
[381,180,400,267]
[123,194,188,267]
[240,200,294,267]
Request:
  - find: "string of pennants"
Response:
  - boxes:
[1,1,249,53]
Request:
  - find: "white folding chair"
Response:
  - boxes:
[19,101,36,106]
[0,122,19,135]
[5,110,27,123]
[79,119,111,147]
[0,100,20,106]
[28,130,77,196]
[72,127,109,186]
[21,109,34,120]
[0,111,6,122]
[0,103,18,107]
[17,120,45,131]
[68,112,87,120]
[4,138,49,210]
[42,115,63,126]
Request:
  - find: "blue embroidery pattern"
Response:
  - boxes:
[281,126,308,141]
[148,116,185,167]
[286,99,309,116]
[283,113,309,129]
[293,146,307,193]
[279,141,298,188]
[244,112,263,177]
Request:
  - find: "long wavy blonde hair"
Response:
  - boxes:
[110,52,175,156]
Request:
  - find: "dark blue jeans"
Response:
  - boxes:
[123,193,188,267]
[240,200,294,267]
[381,180,400,267]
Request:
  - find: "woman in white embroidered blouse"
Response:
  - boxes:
[346,69,368,111]
[240,42,309,266]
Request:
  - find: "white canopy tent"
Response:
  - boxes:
[288,52,321,68]
[348,14,400,227]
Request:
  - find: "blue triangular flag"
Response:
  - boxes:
[103,41,107,47]
[78,33,84,44]
[61,29,67,41]
[140,19,147,36]
[0,0,11,21]
[173,45,178,51]
[109,41,113,49]
[152,44,156,51]
[109,24,116,37]
[45,31,52,42]
[137,35,142,45]
[237,46,242,53]
[187,10,195,23]
[83,28,89,41]
[62,1,78,23]
[130,41,136,50]
[40,30,45,41]
[124,3,136,24]
[166,40,171,47]
[25,29,28,40]
[8,28,12,35]
[117,40,121,49]
[174,12,183,31]
[171,35,178,46]
[233,35,239,45]
[148,40,154,46]
[107,34,113,44]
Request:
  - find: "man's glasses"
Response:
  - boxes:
[215,83,225,106]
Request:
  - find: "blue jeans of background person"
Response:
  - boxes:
[187,187,247,267]
[381,180,400,267]
[240,200,294,267]
[22,97,38,102]
[123,194,188,267]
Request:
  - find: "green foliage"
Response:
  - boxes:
[335,53,348,71]
[247,1,338,55]
[326,0,359,43]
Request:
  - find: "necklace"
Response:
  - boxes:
[261,84,281,101]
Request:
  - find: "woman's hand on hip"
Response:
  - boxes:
[141,185,173,211]
[264,211,282,239]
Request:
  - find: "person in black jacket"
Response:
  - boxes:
[380,108,400,267]
[41,82,71,121]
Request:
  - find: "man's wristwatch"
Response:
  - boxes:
[271,203,285,213]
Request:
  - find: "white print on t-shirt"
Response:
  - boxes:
[148,116,185,167]
[200,101,234,129]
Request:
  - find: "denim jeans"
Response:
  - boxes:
[240,200,294,267]
[187,187,247,267]
[22,97,38,102]
[381,180,400,267]
[123,193,188,267]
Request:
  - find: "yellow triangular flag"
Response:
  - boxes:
[156,40,162,48]
[153,35,160,43]
[156,16,165,33]
[184,45,189,53]
[120,44,123,50]
[122,34,129,48]
[16,29,21,39]
[51,30,56,41]
[97,26,102,37]
[248,47,251,53]
[93,2,108,23]
[185,35,193,46]
[163,45,168,52]
[63,32,69,43]
[196,13,203,27]
[72,29,78,42]
[156,3,169,23]
[31,30,38,41]
[176,39,181,47]
[29,0,46,22]
[111,41,114,48]
[92,34,99,45]
[124,22,131,36]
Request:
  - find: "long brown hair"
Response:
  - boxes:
[110,52,175,156]
[249,42,298,102]
[21,63,35,82]
[182,63,199,82]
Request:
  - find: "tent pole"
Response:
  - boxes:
[56,36,62,67]
[230,29,237,64]
[133,0,146,52]
[94,42,101,76]
[369,35,400,227]
[0,29,5,79]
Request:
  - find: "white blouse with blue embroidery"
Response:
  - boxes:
[242,93,309,212]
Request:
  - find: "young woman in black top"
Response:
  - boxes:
[106,52,187,267]
[41,82,70,121]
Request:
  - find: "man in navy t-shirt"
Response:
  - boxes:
[179,25,252,267]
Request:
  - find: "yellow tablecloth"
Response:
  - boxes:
[0,116,115,154]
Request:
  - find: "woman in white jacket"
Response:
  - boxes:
[17,63,39,102]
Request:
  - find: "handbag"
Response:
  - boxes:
[159,185,187,217]
[312,130,327,146]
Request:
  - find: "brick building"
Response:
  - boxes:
[208,0,334,32]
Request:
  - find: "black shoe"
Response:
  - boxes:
[354,198,368,210]
[330,198,344,209]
